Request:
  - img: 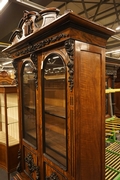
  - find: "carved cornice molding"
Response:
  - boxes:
[65,39,74,91]
[15,33,69,57]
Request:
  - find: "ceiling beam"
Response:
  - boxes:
[92,0,103,21]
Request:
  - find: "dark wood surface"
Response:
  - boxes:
[5,9,115,180]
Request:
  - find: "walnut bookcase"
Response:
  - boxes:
[4,8,114,180]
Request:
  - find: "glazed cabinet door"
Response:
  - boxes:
[41,51,69,180]
[19,59,39,179]
[22,60,37,147]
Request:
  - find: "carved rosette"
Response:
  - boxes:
[25,153,40,180]
[46,172,59,180]
[65,39,74,91]
[12,59,18,86]
[30,53,38,89]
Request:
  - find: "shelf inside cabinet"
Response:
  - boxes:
[25,105,35,110]
[45,105,65,118]
[0,114,18,124]
[0,131,19,146]
[45,129,66,166]
[44,74,65,80]
[45,129,66,156]
[26,129,36,139]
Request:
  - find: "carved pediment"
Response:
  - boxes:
[9,7,60,45]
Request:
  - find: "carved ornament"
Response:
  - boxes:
[9,8,60,45]
[12,60,18,86]
[15,33,69,57]
[65,39,74,91]
[9,10,40,45]
[30,53,38,89]
[25,153,40,180]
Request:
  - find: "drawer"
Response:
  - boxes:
[45,163,67,180]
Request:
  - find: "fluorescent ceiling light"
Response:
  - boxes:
[16,0,45,11]
[0,0,8,11]
[2,61,12,66]
[0,42,10,47]
[116,26,120,31]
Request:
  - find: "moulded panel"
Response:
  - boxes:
[80,51,102,179]
[74,44,105,180]
[45,162,68,180]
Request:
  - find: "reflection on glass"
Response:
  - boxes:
[22,61,37,147]
[0,93,6,144]
[0,92,19,146]
[7,93,19,146]
[43,53,67,167]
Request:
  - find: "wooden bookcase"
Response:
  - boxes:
[4,8,114,180]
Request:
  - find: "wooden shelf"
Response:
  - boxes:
[0,131,19,146]
[27,129,36,139]
[45,105,65,118]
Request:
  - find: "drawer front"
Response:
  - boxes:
[45,163,67,180]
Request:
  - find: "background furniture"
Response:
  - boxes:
[106,57,120,117]
[0,71,19,179]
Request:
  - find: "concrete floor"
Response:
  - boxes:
[0,168,19,180]
[0,168,8,180]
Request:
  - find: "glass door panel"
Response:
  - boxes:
[0,93,6,144]
[7,93,19,146]
[43,53,67,167]
[22,61,37,147]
